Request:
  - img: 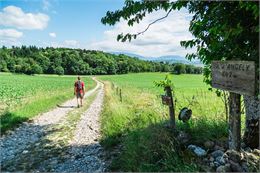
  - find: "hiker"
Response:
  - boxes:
[74,76,85,107]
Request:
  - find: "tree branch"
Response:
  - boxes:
[135,8,173,36]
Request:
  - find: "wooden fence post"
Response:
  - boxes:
[120,89,122,102]
[229,92,241,151]
[165,86,175,129]
[112,82,115,89]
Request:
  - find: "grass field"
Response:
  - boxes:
[98,73,229,172]
[0,73,95,133]
[99,73,226,123]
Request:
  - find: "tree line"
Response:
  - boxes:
[0,46,203,75]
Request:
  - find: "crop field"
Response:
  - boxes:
[0,73,95,133]
[98,73,231,171]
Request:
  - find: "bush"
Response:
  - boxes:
[54,66,64,75]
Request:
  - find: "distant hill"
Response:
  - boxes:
[110,52,203,66]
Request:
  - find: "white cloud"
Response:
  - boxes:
[0,28,23,46]
[0,28,23,38]
[64,40,79,47]
[0,6,49,30]
[49,32,56,38]
[42,0,51,11]
[90,9,195,57]
[42,40,80,48]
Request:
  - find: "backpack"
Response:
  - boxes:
[76,81,82,90]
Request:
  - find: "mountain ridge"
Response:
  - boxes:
[110,52,203,66]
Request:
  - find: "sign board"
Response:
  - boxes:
[161,95,172,106]
[211,61,255,96]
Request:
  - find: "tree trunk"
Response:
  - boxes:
[243,95,260,149]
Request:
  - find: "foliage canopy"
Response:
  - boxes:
[102,0,259,86]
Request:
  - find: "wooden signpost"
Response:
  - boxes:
[162,86,175,129]
[211,61,256,151]
[161,95,172,106]
[212,61,255,96]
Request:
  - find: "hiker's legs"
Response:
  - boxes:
[76,98,80,107]
[80,98,83,107]
[76,93,80,107]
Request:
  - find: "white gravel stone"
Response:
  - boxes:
[54,80,106,172]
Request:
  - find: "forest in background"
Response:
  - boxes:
[0,46,203,75]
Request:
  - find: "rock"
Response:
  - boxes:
[215,156,225,165]
[229,160,243,172]
[209,162,215,168]
[216,165,226,172]
[226,150,241,163]
[211,150,224,158]
[253,149,260,156]
[224,163,231,172]
[177,131,190,144]
[244,152,258,162]
[214,161,221,167]
[244,147,252,152]
[215,140,228,149]
[75,154,82,159]
[50,159,58,165]
[222,153,228,159]
[187,145,207,157]
[204,141,215,149]
[22,150,29,154]
[214,145,225,151]
[241,161,249,172]
[209,157,215,162]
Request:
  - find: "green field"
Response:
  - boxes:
[98,73,229,172]
[0,72,248,171]
[99,73,226,120]
[0,73,95,133]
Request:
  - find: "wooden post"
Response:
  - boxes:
[112,82,115,89]
[165,86,175,129]
[229,92,241,151]
[119,89,122,102]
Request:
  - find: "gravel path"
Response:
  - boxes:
[0,78,101,167]
[53,80,106,172]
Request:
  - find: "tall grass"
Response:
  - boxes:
[98,73,229,171]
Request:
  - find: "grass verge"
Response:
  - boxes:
[100,80,228,172]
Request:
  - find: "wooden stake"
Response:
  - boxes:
[120,89,122,102]
[165,86,175,129]
[229,92,241,151]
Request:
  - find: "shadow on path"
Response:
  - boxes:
[56,105,77,108]
[1,122,106,172]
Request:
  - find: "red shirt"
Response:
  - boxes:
[74,80,85,93]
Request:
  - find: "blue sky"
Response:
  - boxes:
[0,0,194,57]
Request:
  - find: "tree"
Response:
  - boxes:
[0,46,176,75]
[101,0,259,148]
[185,65,194,74]
[31,64,43,74]
[173,63,186,74]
